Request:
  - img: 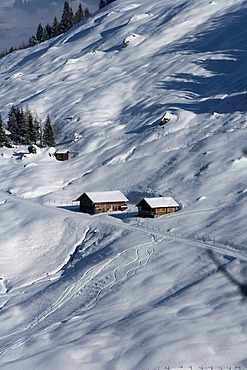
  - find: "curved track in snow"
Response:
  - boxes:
[0,214,246,361]
[0,231,158,360]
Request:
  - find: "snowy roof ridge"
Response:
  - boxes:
[141,196,179,208]
[82,191,128,203]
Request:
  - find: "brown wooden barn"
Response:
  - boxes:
[136,196,179,218]
[76,191,128,214]
[54,150,69,161]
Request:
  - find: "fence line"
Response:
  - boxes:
[75,123,247,144]
[141,367,244,370]
[1,189,243,253]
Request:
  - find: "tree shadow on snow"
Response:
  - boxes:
[109,210,138,222]
[207,249,247,302]
[56,204,80,212]
[156,5,247,115]
[124,101,165,134]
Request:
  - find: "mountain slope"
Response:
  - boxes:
[0,0,247,369]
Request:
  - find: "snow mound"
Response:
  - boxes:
[0,279,7,294]
[122,33,144,48]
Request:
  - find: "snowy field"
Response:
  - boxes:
[0,0,247,369]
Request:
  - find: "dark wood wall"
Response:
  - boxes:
[80,199,127,214]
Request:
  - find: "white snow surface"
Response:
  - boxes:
[0,0,247,369]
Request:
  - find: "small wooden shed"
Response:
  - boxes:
[136,196,179,218]
[76,191,129,214]
[54,150,69,161]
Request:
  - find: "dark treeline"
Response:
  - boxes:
[0,1,90,59]
[99,0,116,9]
[0,106,55,148]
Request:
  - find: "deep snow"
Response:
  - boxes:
[0,0,247,369]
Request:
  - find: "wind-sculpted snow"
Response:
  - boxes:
[0,0,247,369]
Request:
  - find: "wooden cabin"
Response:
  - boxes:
[76,191,129,214]
[136,196,179,218]
[54,150,69,161]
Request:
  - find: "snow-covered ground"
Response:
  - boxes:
[0,0,247,369]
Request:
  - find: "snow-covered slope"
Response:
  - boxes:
[0,0,247,369]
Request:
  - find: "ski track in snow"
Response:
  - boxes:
[0,232,157,360]
[0,0,247,367]
[0,214,246,360]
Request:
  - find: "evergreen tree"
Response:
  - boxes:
[18,41,27,50]
[51,16,60,38]
[17,107,28,142]
[74,4,85,23]
[42,115,55,147]
[99,0,106,8]
[7,105,19,143]
[0,113,8,146]
[24,107,36,143]
[28,35,38,47]
[41,25,50,42]
[46,23,52,38]
[33,116,42,144]
[36,23,44,42]
[84,8,90,18]
[59,1,75,34]
[0,48,8,58]
[99,0,116,8]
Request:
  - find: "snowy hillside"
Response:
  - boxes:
[0,0,247,369]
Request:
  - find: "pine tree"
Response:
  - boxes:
[74,4,85,23]
[36,23,44,42]
[45,23,52,39]
[59,1,75,34]
[99,0,116,8]
[18,41,27,50]
[41,25,50,42]
[51,16,60,38]
[17,107,27,142]
[28,35,38,47]
[7,105,19,143]
[33,116,42,144]
[24,107,36,143]
[99,0,106,8]
[0,113,8,146]
[84,8,90,18]
[42,115,55,147]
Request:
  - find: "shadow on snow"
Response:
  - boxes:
[156,5,247,115]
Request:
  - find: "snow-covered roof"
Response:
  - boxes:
[48,147,57,155]
[161,112,173,121]
[78,191,128,203]
[55,149,69,154]
[138,196,179,208]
